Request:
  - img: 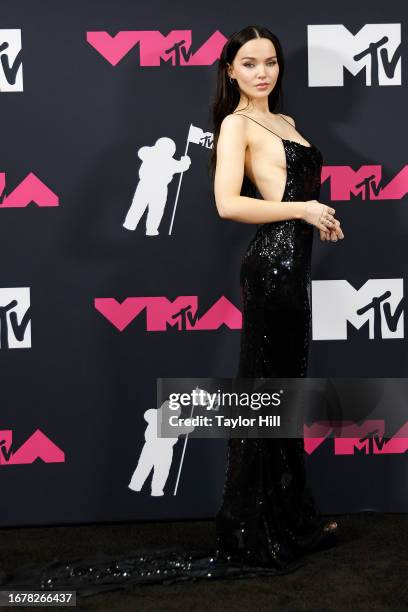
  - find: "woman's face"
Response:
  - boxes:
[227,37,279,99]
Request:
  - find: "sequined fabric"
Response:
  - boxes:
[237,139,323,379]
[2,546,299,596]
[215,136,334,568]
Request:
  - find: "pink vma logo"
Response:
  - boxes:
[322,166,408,200]
[304,420,408,455]
[0,173,59,207]
[95,296,242,331]
[86,30,227,66]
[0,429,65,465]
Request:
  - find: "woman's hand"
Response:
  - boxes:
[303,200,344,240]
[319,218,344,242]
[303,200,337,231]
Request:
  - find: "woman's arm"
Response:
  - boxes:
[214,114,306,224]
[214,114,341,236]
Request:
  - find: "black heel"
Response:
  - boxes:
[323,520,338,534]
[306,520,339,553]
[314,520,338,551]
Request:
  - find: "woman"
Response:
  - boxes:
[210,25,344,569]
[2,26,345,595]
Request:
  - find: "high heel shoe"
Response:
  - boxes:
[323,520,338,535]
[310,520,338,552]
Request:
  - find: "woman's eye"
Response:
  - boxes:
[243,62,277,68]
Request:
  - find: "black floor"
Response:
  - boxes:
[0,512,407,611]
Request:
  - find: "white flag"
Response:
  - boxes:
[187,124,213,148]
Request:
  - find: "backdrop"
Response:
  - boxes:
[1,1,407,527]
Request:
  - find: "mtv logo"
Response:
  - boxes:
[0,287,31,348]
[308,24,401,86]
[0,29,23,92]
[312,279,404,340]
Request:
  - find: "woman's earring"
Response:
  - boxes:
[229,76,233,84]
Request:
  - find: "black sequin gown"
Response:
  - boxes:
[215,113,334,569]
[0,115,336,596]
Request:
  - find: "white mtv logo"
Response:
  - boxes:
[0,29,23,92]
[0,287,31,348]
[308,24,401,86]
[312,279,404,340]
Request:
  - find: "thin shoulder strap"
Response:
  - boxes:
[278,113,294,127]
[278,113,310,145]
[233,113,283,142]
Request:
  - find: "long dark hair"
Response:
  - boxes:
[208,25,285,197]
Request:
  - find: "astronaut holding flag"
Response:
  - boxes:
[122,122,213,236]
[128,387,218,497]
[122,136,191,236]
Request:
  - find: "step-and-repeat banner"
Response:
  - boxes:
[1,2,407,526]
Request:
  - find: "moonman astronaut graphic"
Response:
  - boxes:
[123,137,191,236]
[128,400,195,496]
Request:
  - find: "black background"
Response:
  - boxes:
[0,1,406,526]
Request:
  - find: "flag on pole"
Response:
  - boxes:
[169,124,213,235]
[187,124,213,148]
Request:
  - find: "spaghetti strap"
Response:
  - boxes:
[278,113,294,127]
[233,112,312,149]
[279,114,312,147]
[233,113,283,142]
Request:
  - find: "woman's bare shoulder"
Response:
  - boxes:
[218,113,248,140]
[221,112,248,128]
